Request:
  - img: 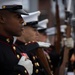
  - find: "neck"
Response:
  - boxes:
[17,36,26,43]
[0,32,13,38]
[0,26,13,38]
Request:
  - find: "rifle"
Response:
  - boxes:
[36,48,52,75]
[59,0,73,75]
[55,0,61,54]
[64,0,72,38]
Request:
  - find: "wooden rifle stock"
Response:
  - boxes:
[59,2,72,75]
[55,0,61,54]
[36,48,51,75]
[59,24,72,75]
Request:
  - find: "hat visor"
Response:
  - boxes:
[26,21,38,28]
[10,9,29,15]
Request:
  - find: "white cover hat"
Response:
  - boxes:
[46,27,56,35]
[22,11,41,22]
[0,0,28,15]
[46,25,67,35]
[37,19,49,30]
[21,11,41,27]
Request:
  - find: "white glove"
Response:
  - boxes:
[61,37,67,47]
[67,72,74,75]
[18,56,33,75]
[37,41,51,48]
[65,38,74,48]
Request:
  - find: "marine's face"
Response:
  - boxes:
[37,32,47,42]
[22,26,39,42]
[0,10,24,37]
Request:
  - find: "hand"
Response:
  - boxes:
[65,37,74,48]
[18,56,33,75]
[61,37,67,47]
[67,72,74,75]
[37,41,51,48]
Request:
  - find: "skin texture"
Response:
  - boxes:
[0,9,30,75]
[37,32,48,42]
[17,26,52,75]
[17,24,52,75]
[17,26,39,42]
[0,10,24,37]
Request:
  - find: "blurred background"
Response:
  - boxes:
[22,0,75,44]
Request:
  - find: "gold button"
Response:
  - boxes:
[17,54,20,59]
[35,62,39,66]
[35,69,39,73]
[2,5,6,9]
[51,71,53,73]
[51,73,53,75]
[24,70,27,73]
[32,41,35,43]
[18,74,21,75]
[51,71,53,75]
[51,65,53,68]
[49,60,51,62]
[28,41,31,43]
[6,38,10,43]
[13,46,16,50]
[33,56,36,60]
[25,43,27,45]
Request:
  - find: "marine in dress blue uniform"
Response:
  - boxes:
[37,19,54,75]
[0,0,30,75]
[15,40,47,75]
[0,35,29,75]
[15,11,48,75]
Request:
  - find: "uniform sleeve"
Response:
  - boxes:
[14,65,29,75]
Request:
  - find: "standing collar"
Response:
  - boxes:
[15,39,25,46]
[0,34,14,45]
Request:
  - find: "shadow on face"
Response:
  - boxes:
[22,26,39,42]
[37,32,48,42]
[0,10,24,37]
